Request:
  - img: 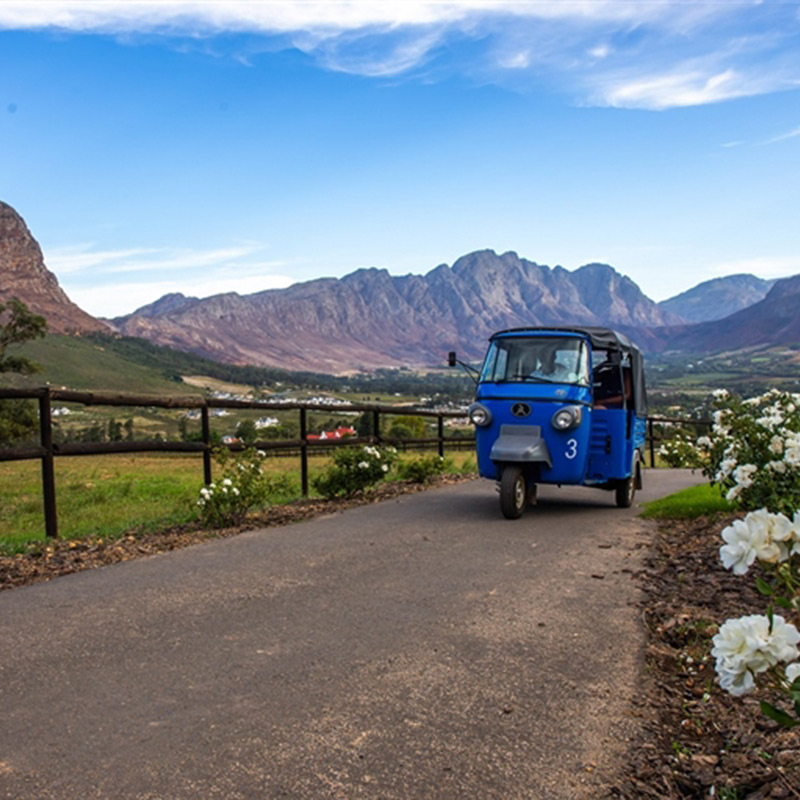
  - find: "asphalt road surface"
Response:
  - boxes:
[0,469,703,800]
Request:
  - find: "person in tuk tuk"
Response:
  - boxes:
[530,341,584,384]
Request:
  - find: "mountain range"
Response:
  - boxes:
[2,199,798,373]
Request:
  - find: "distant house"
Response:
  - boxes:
[255,416,280,428]
[221,435,242,445]
[306,426,356,441]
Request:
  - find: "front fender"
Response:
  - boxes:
[489,425,553,467]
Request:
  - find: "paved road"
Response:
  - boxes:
[0,469,702,800]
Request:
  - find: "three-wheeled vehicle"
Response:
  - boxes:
[449,326,647,519]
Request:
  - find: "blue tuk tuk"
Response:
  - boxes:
[449,326,647,519]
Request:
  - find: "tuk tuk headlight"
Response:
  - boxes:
[468,402,492,427]
[551,405,582,431]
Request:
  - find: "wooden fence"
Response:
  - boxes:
[0,387,709,539]
[0,387,473,539]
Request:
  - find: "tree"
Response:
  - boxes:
[236,419,258,443]
[0,299,47,446]
[0,298,47,373]
[388,416,427,440]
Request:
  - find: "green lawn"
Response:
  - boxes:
[0,449,477,553]
[640,481,732,519]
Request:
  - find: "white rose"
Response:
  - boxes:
[712,615,800,696]
[732,464,757,488]
[719,519,759,574]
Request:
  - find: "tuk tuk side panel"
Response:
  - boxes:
[587,409,631,481]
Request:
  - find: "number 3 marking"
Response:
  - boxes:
[565,439,578,460]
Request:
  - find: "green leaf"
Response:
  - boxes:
[760,701,800,728]
[756,577,774,596]
[775,597,792,609]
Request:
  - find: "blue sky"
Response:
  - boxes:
[1,1,799,317]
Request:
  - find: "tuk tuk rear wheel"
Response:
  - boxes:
[500,465,527,519]
[615,457,639,508]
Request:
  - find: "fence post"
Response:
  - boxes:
[372,409,381,446]
[648,418,655,468]
[300,408,308,496]
[201,406,212,484]
[39,388,58,539]
[438,415,445,458]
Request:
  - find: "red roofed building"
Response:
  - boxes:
[306,426,356,441]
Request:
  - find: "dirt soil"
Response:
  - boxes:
[613,514,800,799]
[3,483,799,798]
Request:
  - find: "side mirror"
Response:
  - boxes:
[447,351,457,368]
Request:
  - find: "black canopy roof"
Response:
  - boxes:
[491,326,638,353]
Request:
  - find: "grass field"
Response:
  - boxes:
[0,449,477,553]
[640,481,732,519]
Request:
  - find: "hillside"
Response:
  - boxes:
[112,250,683,371]
[1,335,204,395]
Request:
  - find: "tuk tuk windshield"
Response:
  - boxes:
[480,336,591,386]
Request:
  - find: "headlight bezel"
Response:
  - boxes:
[468,402,493,427]
[550,405,582,431]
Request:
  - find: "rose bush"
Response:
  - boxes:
[196,446,293,528]
[713,499,800,725]
[312,445,398,499]
[397,453,451,484]
[704,389,800,515]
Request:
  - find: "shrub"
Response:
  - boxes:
[313,445,397,499]
[196,447,292,528]
[704,389,800,515]
[658,431,706,469]
[397,453,450,483]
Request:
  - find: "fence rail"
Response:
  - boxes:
[0,387,710,539]
[0,387,473,539]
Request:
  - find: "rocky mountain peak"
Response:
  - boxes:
[0,200,106,334]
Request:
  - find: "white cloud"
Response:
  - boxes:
[66,273,296,318]
[45,243,274,276]
[588,44,612,60]
[0,2,697,35]
[1,1,799,109]
[601,68,750,110]
[43,242,299,316]
[763,124,800,144]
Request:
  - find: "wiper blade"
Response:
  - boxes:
[504,374,558,384]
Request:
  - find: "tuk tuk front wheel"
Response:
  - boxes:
[500,465,527,519]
